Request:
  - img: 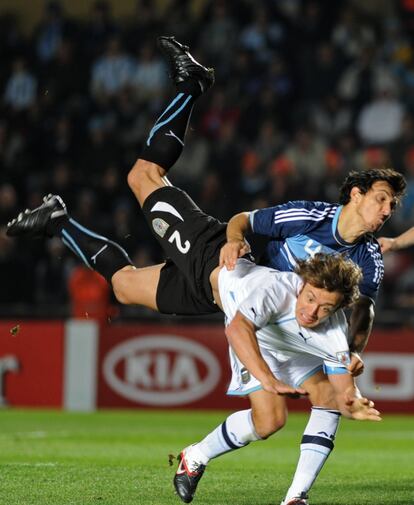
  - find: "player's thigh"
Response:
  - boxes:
[156,260,221,315]
[112,264,162,310]
[302,370,337,409]
[249,389,287,438]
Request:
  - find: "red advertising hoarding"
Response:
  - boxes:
[0,321,64,407]
[97,323,414,413]
[0,320,413,413]
[98,323,248,410]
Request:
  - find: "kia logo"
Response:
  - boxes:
[103,336,221,406]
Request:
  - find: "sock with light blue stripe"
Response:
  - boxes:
[140,79,201,172]
[50,216,133,283]
[195,409,261,461]
[284,407,341,499]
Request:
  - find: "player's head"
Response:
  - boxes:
[338,168,406,233]
[295,253,362,328]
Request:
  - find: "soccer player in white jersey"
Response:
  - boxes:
[172,253,380,504]
[6,37,403,505]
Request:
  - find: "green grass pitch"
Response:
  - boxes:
[0,409,413,505]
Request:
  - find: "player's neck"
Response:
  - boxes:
[337,205,366,243]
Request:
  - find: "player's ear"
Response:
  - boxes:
[350,186,362,202]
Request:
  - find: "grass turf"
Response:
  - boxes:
[0,409,413,505]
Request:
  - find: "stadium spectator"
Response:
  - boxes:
[131,42,167,105]
[90,37,135,101]
[356,87,405,145]
[3,58,37,112]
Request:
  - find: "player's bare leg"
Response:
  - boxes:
[173,390,287,503]
[112,263,163,309]
[249,389,287,437]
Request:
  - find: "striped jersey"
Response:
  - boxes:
[250,200,383,300]
[219,259,350,370]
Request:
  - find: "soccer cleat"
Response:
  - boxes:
[280,493,309,505]
[173,445,207,503]
[6,194,67,238]
[157,36,215,93]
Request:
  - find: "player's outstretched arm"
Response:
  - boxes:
[225,312,306,396]
[348,295,374,376]
[220,212,251,270]
[378,226,414,253]
[328,373,381,421]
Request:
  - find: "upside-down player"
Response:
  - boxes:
[7,36,405,505]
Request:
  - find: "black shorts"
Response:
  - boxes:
[141,186,227,315]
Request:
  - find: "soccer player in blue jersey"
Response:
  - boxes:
[7,37,406,505]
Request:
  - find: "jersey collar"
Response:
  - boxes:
[331,205,359,247]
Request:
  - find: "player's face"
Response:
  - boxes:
[295,283,343,328]
[353,181,396,233]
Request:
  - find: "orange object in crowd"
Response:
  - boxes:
[68,266,110,323]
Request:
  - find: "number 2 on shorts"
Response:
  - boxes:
[168,230,191,254]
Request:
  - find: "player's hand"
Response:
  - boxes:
[261,376,307,396]
[347,352,364,377]
[345,394,382,421]
[219,240,251,270]
[377,237,395,254]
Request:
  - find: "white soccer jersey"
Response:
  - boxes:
[218,258,351,371]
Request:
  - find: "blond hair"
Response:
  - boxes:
[295,253,362,307]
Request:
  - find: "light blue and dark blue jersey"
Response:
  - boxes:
[250,200,383,301]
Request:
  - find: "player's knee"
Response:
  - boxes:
[127,159,164,194]
[309,381,337,409]
[111,270,134,305]
[253,411,286,439]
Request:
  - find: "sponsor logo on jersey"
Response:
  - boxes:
[152,218,170,238]
[102,336,221,406]
[298,331,312,343]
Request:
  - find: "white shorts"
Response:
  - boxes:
[227,346,325,396]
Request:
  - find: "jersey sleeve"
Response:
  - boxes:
[356,239,384,300]
[249,201,329,238]
[322,310,350,375]
[322,359,349,375]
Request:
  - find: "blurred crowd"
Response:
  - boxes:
[1,0,414,321]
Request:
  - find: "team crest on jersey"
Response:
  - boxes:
[336,351,351,365]
[152,218,169,238]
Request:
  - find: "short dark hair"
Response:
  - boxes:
[295,253,362,308]
[338,168,406,205]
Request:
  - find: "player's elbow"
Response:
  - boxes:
[224,322,236,343]
[225,322,242,349]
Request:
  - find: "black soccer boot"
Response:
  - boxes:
[6,194,67,238]
[157,36,215,93]
[173,445,207,503]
